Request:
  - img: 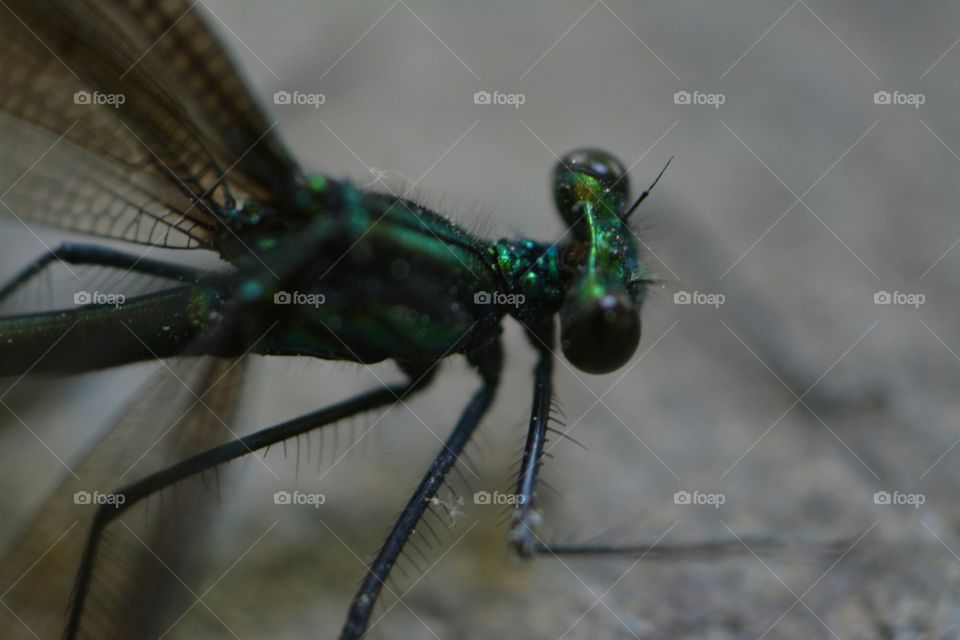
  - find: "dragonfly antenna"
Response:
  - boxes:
[623,155,673,220]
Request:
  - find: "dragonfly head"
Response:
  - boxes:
[552,148,654,374]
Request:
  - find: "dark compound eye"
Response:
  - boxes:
[560,291,641,374]
[552,149,630,224]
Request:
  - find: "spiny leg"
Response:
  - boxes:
[509,324,554,557]
[340,343,503,640]
[64,376,430,640]
[0,242,204,302]
[508,326,846,562]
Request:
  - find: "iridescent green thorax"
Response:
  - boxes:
[489,239,563,326]
[218,176,512,364]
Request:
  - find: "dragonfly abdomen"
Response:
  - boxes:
[0,285,223,376]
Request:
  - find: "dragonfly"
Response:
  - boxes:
[0,2,826,638]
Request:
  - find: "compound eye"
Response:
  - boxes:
[553,148,630,213]
[560,292,640,374]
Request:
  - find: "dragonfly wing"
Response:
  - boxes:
[0,118,220,248]
[0,0,303,248]
[0,355,248,640]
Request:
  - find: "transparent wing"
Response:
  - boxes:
[0,355,248,640]
[0,0,304,249]
[0,117,220,248]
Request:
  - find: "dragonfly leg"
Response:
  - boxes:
[64,376,430,640]
[525,535,848,561]
[507,326,847,563]
[509,325,554,557]
[0,242,204,302]
[340,342,503,640]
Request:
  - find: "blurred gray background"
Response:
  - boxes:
[4,1,960,638]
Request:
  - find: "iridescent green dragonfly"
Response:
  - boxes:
[0,2,812,638]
